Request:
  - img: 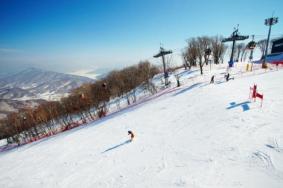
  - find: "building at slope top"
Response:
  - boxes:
[271,37,283,54]
[254,37,283,65]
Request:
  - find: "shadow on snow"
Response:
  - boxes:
[172,83,202,96]
[102,139,132,153]
[226,101,251,112]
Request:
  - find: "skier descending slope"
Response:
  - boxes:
[128,130,135,141]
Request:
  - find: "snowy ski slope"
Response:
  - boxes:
[0,65,283,188]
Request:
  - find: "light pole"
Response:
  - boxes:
[262,17,279,68]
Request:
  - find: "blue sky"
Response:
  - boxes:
[0,0,283,76]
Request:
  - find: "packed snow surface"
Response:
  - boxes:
[0,66,283,188]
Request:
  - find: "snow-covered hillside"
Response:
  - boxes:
[0,65,283,188]
[0,68,94,101]
[0,68,95,118]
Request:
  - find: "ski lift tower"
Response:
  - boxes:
[247,35,256,61]
[262,16,279,68]
[247,35,256,71]
[154,47,172,86]
[222,26,249,67]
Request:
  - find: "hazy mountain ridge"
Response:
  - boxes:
[0,68,95,118]
[0,68,95,100]
[0,87,35,99]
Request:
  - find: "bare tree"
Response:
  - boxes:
[185,38,198,68]
[241,48,249,62]
[257,39,267,59]
[211,36,227,64]
[235,43,245,62]
[202,37,212,65]
[181,52,190,70]
[196,36,211,74]
[137,61,159,93]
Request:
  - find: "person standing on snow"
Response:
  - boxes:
[225,73,230,81]
[210,75,215,84]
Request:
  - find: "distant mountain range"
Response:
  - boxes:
[0,68,95,101]
[0,67,96,118]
